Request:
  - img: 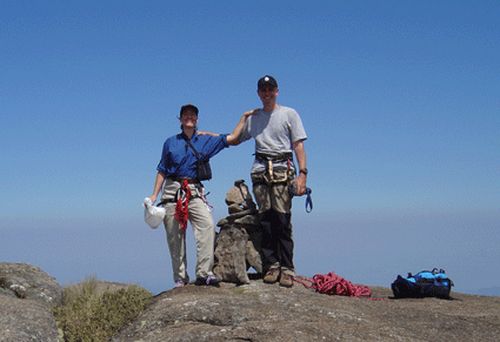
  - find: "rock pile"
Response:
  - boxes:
[213,180,263,284]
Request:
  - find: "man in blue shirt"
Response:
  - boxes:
[148,104,253,287]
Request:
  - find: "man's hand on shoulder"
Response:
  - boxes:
[197,130,220,137]
[243,108,259,118]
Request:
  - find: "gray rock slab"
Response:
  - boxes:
[0,295,59,342]
[0,263,62,308]
[112,282,500,341]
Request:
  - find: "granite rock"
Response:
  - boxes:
[113,281,500,341]
[0,263,62,342]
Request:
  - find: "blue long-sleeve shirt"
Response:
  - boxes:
[156,132,228,179]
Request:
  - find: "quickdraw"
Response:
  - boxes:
[305,187,313,213]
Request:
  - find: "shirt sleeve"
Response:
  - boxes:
[200,134,229,160]
[156,141,169,175]
[238,118,252,143]
[289,109,307,143]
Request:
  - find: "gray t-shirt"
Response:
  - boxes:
[240,105,307,173]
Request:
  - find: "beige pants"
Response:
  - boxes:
[161,179,215,283]
[251,169,293,214]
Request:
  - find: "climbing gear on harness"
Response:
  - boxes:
[288,183,313,213]
[255,152,293,163]
[174,179,191,230]
[254,152,294,184]
[168,177,200,184]
[391,268,453,299]
[305,187,313,213]
[293,272,372,297]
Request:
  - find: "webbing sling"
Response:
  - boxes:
[305,188,313,213]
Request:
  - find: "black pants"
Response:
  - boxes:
[260,209,294,271]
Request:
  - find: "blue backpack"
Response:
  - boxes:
[391,268,453,299]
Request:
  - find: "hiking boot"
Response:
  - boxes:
[263,268,280,284]
[279,272,294,288]
[195,275,220,287]
[174,280,187,288]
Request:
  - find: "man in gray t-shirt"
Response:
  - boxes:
[238,75,308,287]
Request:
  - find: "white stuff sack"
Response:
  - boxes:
[143,197,166,229]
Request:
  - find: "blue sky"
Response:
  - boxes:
[1,1,499,295]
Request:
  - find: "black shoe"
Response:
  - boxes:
[195,275,220,287]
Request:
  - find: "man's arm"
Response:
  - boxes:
[226,109,256,145]
[293,140,307,196]
[198,109,257,145]
[196,130,219,137]
[148,171,166,203]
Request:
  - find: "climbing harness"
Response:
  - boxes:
[293,272,372,298]
[255,152,294,184]
[253,152,313,213]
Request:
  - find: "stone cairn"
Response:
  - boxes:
[213,180,263,284]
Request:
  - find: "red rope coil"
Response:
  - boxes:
[174,179,191,231]
[294,272,372,298]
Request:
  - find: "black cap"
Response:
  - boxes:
[257,75,278,90]
[179,104,199,116]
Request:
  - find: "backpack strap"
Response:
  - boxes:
[182,134,204,161]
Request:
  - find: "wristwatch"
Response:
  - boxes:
[299,168,308,175]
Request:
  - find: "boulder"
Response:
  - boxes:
[0,263,62,342]
[0,263,62,308]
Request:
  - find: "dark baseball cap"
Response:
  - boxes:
[257,75,278,90]
[179,104,199,116]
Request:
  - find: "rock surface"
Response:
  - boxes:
[2,262,500,341]
[0,263,62,307]
[0,295,59,342]
[213,225,251,284]
[0,263,62,342]
[113,280,500,341]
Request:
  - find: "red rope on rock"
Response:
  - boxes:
[294,272,372,298]
[174,179,191,231]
